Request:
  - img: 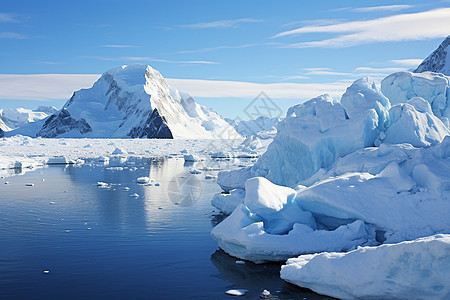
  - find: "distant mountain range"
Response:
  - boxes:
[4,64,240,139]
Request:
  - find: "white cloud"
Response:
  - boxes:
[82,56,219,65]
[0,12,19,23]
[166,78,348,99]
[176,43,257,54]
[303,68,354,76]
[0,74,100,101]
[351,5,414,12]
[0,74,349,102]
[0,32,26,39]
[273,8,450,48]
[179,18,261,29]
[390,59,423,67]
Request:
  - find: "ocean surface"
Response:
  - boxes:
[0,157,329,299]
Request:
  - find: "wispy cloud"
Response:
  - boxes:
[33,61,62,65]
[179,18,261,29]
[176,43,257,54]
[0,74,100,101]
[166,78,348,99]
[82,56,219,65]
[303,68,354,76]
[102,44,138,48]
[351,5,414,13]
[0,32,26,39]
[0,74,349,101]
[273,8,450,48]
[390,59,423,67]
[0,12,20,23]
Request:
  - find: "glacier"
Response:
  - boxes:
[211,47,450,297]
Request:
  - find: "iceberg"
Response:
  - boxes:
[281,234,450,300]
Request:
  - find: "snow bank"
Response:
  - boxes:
[211,189,246,215]
[281,234,450,300]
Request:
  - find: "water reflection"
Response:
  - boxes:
[210,250,332,299]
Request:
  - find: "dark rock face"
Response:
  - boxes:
[37,108,92,138]
[128,108,173,139]
[0,128,4,138]
[415,36,450,75]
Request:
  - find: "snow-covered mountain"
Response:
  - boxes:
[10,64,240,139]
[0,116,10,136]
[0,106,57,130]
[414,35,450,75]
[226,116,281,139]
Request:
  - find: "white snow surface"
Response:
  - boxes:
[281,234,450,300]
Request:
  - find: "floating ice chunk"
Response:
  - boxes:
[184,154,199,161]
[46,156,70,165]
[281,234,450,300]
[259,290,271,298]
[189,169,201,174]
[235,260,245,264]
[112,147,127,155]
[211,204,368,263]
[130,193,139,198]
[211,189,246,215]
[225,289,248,296]
[136,177,151,184]
[123,187,130,191]
[97,156,109,164]
[43,270,50,274]
[204,174,216,180]
[25,183,34,187]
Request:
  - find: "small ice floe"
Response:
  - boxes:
[96,182,109,188]
[112,147,127,155]
[49,202,56,205]
[130,193,139,198]
[4,181,9,184]
[235,260,245,265]
[184,154,199,162]
[260,290,271,298]
[136,177,151,184]
[154,182,160,186]
[43,270,50,274]
[25,183,34,187]
[46,156,70,165]
[42,179,45,181]
[123,187,130,191]
[189,169,201,174]
[205,175,217,180]
[97,156,110,164]
[225,289,248,296]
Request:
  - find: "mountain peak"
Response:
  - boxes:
[414,35,450,75]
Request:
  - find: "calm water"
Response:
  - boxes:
[0,157,329,299]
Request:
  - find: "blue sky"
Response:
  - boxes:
[0,0,449,119]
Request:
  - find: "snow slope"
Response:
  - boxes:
[415,35,450,75]
[9,64,240,139]
[281,234,450,300]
